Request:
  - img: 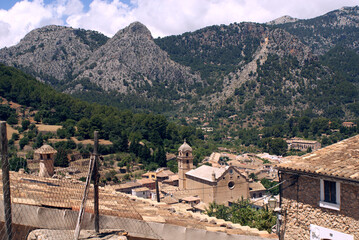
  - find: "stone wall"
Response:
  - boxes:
[280,172,359,239]
[214,169,249,205]
[186,168,249,206]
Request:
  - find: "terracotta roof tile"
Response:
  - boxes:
[277,134,359,182]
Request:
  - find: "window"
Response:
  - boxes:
[320,179,340,211]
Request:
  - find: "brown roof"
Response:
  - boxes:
[0,171,277,238]
[249,182,266,192]
[116,181,141,190]
[156,170,174,178]
[34,144,57,154]
[277,134,359,182]
[132,187,150,192]
[181,196,201,202]
[286,138,319,144]
[193,202,209,211]
[137,178,155,185]
[162,195,179,204]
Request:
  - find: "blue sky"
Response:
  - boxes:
[0,0,358,48]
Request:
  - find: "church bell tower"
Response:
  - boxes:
[177,140,193,189]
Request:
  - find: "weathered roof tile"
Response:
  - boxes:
[277,134,359,182]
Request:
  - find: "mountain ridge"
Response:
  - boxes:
[0,6,358,122]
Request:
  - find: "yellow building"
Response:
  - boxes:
[177,141,250,206]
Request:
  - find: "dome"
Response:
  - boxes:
[34,144,57,154]
[178,140,192,152]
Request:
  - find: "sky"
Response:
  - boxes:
[0,0,358,49]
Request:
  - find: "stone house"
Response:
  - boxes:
[136,178,156,190]
[180,196,201,207]
[286,137,321,152]
[276,135,359,240]
[132,187,151,199]
[249,181,266,199]
[116,182,141,194]
[342,122,357,128]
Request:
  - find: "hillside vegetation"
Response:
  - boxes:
[0,64,205,173]
[0,7,359,125]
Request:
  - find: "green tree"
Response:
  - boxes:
[77,118,91,139]
[19,137,29,150]
[9,156,28,172]
[54,148,69,167]
[21,119,30,131]
[154,147,166,167]
[33,133,44,149]
[260,178,279,195]
[7,114,18,125]
[11,133,19,141]
[261,138,288,156]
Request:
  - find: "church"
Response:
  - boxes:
[177,141,250,206]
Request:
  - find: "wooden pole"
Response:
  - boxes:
[155,179,160,203]
[74,154,96,240]
[93,131,100,233]
[1,122,12,240]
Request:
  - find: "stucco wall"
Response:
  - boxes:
[214,170,249,205]
[186,169,249,205]
[281,172,359,239]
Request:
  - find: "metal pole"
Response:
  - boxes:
[1,122,12,240]
[93,131,100,233]
[155,179,160,203]
[74,155,96,240]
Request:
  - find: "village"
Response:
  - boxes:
[0,94,358,240]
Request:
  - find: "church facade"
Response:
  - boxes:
[177,141,250,206]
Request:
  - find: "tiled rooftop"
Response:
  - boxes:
[186,165,228,182]
[0,171,276,239]
[277,134,359,181]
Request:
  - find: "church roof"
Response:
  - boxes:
[186,165,228,182]
[34,144,57,154]
[178,141,192,152]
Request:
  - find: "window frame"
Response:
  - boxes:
[319,179,340,211]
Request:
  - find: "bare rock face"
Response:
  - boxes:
[0,22,201,98]
[0,25,107,84]
[73,22,201,95]
[267,15,299,25]
[0,6,358,115]
[275,6,359,55]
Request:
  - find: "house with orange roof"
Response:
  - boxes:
[276,134,359,240]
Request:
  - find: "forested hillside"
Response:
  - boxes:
[0,64,205,170]
[1,6,359,126]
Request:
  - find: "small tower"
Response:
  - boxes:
[177,140,193,189]
[34,144,57,177]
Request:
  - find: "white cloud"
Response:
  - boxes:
[0,0,358,48]
[66,0,359,38]
[0,0,83,48]
[66,0,135,36]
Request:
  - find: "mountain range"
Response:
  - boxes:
[0,6,359,124]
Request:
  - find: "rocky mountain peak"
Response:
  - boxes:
[113,21,152,40]
[267,15,299,25]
